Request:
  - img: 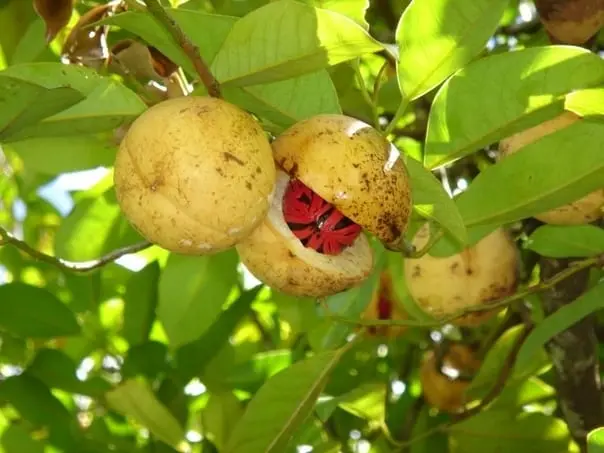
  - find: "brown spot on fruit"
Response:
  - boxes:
[223,152,245,166]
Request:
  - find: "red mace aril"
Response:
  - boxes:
[283,179,362,256]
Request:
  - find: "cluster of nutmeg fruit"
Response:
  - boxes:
[113,95,413,298]
[113,96,604,326]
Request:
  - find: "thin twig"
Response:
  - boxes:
[325,254,604,328]
[141,0,221,98]
[0,226,152,273]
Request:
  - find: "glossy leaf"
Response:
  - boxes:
[405,157,466,245]
[466,325,549,400]
[0,62,146,139]
[222,69,341,130]
[527,224,604,258]
[0,283,80,338]
[106,379,185,448]
[0,75,82,141]
[1,424,44,453]
[455,119,604,227]
[54,188,144,261]
[489,377,555,411]
[515,282,604,374]
[7,134,117,174]
[396,0,508,101]
[225,347,349,453]
[449,410,574,452]
[100,9,237,77]
[307,0,369,29]
[424,46,604,169]
[175,286,263,381]
[211,0,383,87]
[566,87,604,119]
[588,427,604,453]
[157,250,239,348]
[123,261,160,346]
[201,392,245,450]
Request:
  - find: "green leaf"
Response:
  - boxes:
[307,0,369,29]
[1,424,44,453]
[566,87,604,119]
[222,69,341,130]
[0,375,75,449]
[0,283,80,338]
[489,377,555,411]
[527,225,604,258]
[26,348,111,397]
[308,269,379,351]
[54,187,144,262]
[0,62,146,140]
[201,391,245,450]
[449,410,575,452]
[466,325,550,400]
[123,261,160,346]
[224,347,350,453]
[100,9,237,78]
[226,349,292,392]
[0,75,83,141]
[515,282,604,374]
[175,286,262,381]
[157,250,239,348]
[588,427,604,453]
[105,379,185,448]
[424,45,604,169]
[455,119,604,227]
[7,134,117,174]
[317,383,387,421]
[122,341,169,381]
[211,0,383,87]
[396,0,508,101]
[405,157,466,245]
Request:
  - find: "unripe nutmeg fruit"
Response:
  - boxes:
[404,225,519,327]
[237,114,413,297]
[114,96,276,255]
[420,344,481,413]
[499,112,604,225]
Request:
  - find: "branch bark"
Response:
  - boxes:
[540,257,604,451]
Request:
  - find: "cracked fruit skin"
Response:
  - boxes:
[420,344,481,413]
[404,225,519,327]
[499,112,604,225]
[271,114,413,250]
[237,170,373,298]
[113,96,276,255]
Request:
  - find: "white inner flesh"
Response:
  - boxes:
[267,170,372,276]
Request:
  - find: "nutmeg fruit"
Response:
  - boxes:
[236,114,413,297]
[404,225,519,327]
[420,344,481,413]
[362,271,408,338]
[114,96,276,255]
[499,112,604,225]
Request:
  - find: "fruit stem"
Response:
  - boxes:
[395,226,444,259]
[141,0,222,98]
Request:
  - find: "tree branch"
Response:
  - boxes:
[540,257,604,451]
[326,254,604,328]
[141,0,221,98]
[0,226,152,273]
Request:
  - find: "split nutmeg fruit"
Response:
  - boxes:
[404,225,519,327]
[113,96,276,255]
[499,112,604,225]
[236,114,413,298]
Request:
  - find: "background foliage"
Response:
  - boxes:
[1,0,604,452]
